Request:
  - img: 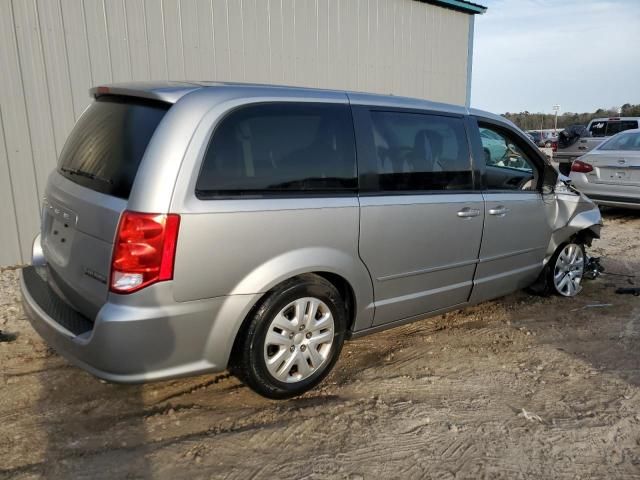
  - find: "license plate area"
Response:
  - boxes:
[596,167,640,186]
[42,200,78,266]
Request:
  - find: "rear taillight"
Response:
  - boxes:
[110,211,180,294]
[571,160,594,173]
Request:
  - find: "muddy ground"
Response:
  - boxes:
[1,209,639,480]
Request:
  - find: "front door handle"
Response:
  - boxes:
[488,205,510,216]
[457,207,481,218]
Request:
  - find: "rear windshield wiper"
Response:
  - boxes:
[60,167,113,185]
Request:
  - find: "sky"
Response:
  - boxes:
[471,0,640,115]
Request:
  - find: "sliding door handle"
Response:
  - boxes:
[457,207,481,218]
[488,206,510,216]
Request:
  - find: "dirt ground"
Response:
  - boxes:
[1,209,639,480]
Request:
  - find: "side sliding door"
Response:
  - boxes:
[353,105,484,327]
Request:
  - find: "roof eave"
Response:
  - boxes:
[416,0,487,15]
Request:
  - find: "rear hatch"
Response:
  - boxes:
[41,96,170,319]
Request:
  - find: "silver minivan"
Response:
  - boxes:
[21,82,602,398]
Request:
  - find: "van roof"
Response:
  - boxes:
[89,81,507,126]
[589,117,640,123]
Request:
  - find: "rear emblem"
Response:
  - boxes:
[84,268,107,284]
[42,198,78,225]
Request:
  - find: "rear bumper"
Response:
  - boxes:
[569,173,640,210]
[21,265,261,383]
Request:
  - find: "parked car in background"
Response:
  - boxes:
[480,127,509,161]
[21,82,602,399]
[557,117,640,175]
[569,129,640,209]
[528,130,558,148]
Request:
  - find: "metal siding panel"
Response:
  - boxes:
[0,109,23,265]
[404,0,416,96]
[340,0,358,90]
[83,0,113,85]
[12,0,57,198]
[294,0,317,88]
[162,0,186,79]
[316,0,329,88]
[180,0,201,78]
[36,0,76,156]
[241,0,260,82]
[196,0,216,79]
[356,0,369,92]
[266,0,284,83]
[125,0,151,80]
[378,0,394,94]
[226,0,244,80]
[60,0,94,118]
[144,0,169,79]
[212,0,231,81]
[422,2,434,98]
[248,0,271,83]
[103,0,132,81]
[280,0,295,84]
[327,0,346,88]
[391,1,403,94]
[410,0,424,98]
[0,0,41,263]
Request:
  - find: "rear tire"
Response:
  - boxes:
[230,274,346,399]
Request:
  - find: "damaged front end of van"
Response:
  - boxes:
[533,174,604,296]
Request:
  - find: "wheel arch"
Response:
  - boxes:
[227,270,360,371]
[215,248,374,370]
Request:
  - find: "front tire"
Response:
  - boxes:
[529,242,586,297]
[550,242,585,297]
[230,274,346,399]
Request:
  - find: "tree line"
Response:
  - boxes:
[503,103,640,131]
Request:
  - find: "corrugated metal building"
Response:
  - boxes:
[0,0,485,265]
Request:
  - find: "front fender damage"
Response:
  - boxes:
[544,189,602,265]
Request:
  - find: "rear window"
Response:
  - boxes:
[599,131,640,151]
[589,120,638,137]
[58,96,170,198]
[196,103,357,198]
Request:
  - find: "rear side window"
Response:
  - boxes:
[590,120,638,137]
[58,96,170,198]
[196,103,357,198]
[362,111,472,192]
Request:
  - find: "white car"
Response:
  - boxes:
[569,129,640,209]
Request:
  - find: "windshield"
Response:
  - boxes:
[599,131,640,151]
[58,96,170,198]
